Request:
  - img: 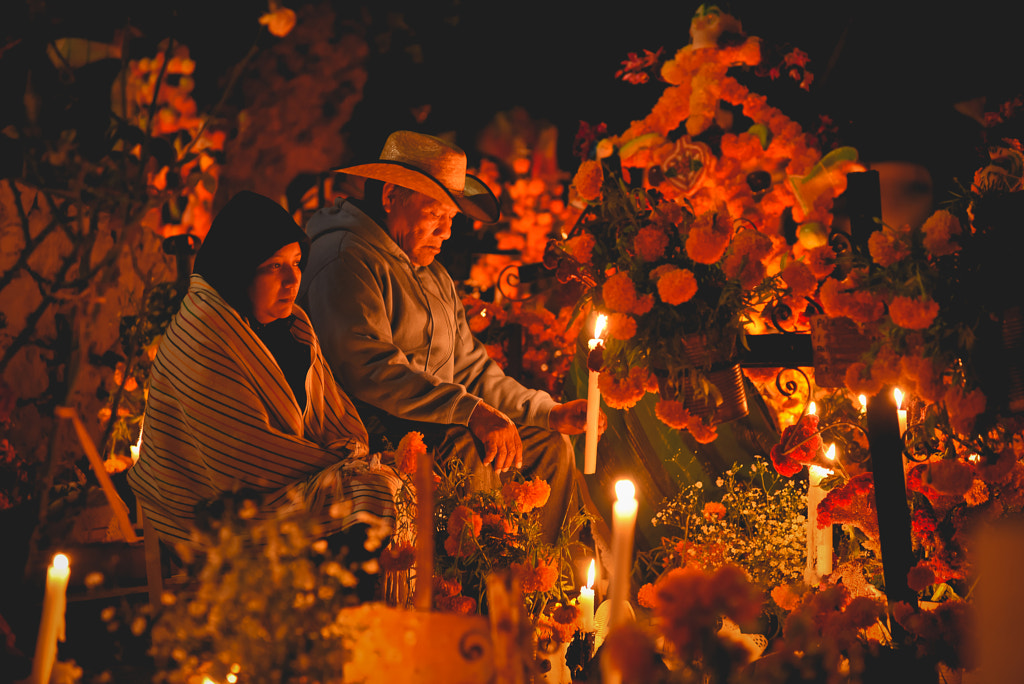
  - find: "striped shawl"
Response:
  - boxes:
[128,274,399,546]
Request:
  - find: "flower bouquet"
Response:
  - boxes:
[552,4,861,443]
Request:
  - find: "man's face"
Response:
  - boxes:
[384,185,458,267]
[248,242,302,324]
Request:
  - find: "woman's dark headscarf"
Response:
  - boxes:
[192,190,310,319]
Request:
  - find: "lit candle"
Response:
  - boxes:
[579,559,596,632]
[817,446,835,577]
[584,314,606,474]
[858,394,868,415]
[807,401,816,416]
[31,553,70,684]
[894,388,907,435]
[608,480,638,630]
[806,461,834,583]
[130,428,142,463]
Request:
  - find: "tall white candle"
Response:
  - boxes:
[584,314,606,474]
[806,462,834,583]
[579,559,596,632]
[894,388,907,435]
[608,480,637,630]
[31,553,70,684]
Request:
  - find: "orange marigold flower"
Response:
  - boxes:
[657,267,698,305]
[780,260,817,298]
[921,210,962,257]
[944,384,986,436]
[481,512,517,536]
[722,229,771,289]
[436,594,477,614]
[603,271,640,313]
[844,362,884,397]
[889,295,940,330]
[447,505,483,538]
[599,367,650,409]
[703,501,726,519]
[805,245,836,279]
[685,211,732,264]
[563,233,596,265]
[394,431,427,475]
[637,582,658,608]
[868,228,910,267]
[379,542,416,572]
[258,6,297,37]
[605,313,638,341]
[573,159,604,202]
[513,557,559,593]
[433,574,462,597]
[688,418,719,444]
[633,292,655,315]
[552,602,580,630]
[770,584,803,612]
[655,399,691,429]
[443,533,471,558]
[501,477,552,513]
[634,225,670,262]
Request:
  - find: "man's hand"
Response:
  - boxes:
[468,402,522,472]
[548,399,606,435]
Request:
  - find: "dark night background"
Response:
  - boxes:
[4,0,1022,193]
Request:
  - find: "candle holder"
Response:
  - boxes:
[566,630,597,681]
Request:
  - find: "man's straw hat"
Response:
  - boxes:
[334,131,500,223]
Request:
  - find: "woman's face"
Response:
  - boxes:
[248,242,302,324]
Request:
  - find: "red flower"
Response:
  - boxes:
[817,473,879,540]
[769,414,821,476]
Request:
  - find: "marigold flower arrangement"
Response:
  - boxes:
[430,449,588,623]
[822,133,1024,468]
[554,5,861,441]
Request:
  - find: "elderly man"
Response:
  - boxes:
[300,131,597,543]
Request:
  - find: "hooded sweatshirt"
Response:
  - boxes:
[300,199,556,430]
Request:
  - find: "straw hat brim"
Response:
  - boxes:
[335,160,500,223]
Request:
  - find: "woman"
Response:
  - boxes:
[128,190,399,552]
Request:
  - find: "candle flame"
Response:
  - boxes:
[594,314,607,341]
[858,395,867,411]
[226,675,238,684]
[893,388,904,410]
[614,479,635,502]
[807,401,816,416]
[825,444,836,460]
[809,464,833,478]
[131,417,144,463]
[587,559,595,588]
[53,553,69,571]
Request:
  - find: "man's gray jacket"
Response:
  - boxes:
[300,199,557,431]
